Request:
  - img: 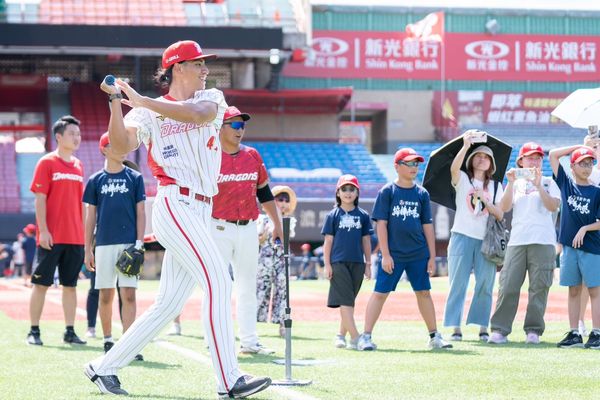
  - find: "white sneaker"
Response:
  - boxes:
[334,335,346,349]
[428,332,453,349]
[240,343,275,355]
[525,332,540,344]
[357,334,377,351]
[168,323,181,336]
[487,332,508,344]
[85,328,96,339]
[346,336,359,350]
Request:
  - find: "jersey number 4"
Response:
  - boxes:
[206,136,218,151]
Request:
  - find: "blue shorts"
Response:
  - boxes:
[559,246,600,288]
[374,258,431,293]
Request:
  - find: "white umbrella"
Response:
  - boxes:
[551,87,600,129]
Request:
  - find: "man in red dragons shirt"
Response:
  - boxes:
[211,106,283,354]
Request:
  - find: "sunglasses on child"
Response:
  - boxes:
[275,197,290,203]
[398,160,420,167]
[223,121,246,130]
[339,186,357,193]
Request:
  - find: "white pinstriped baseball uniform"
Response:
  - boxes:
[89,88,242,393]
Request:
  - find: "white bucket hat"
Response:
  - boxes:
[466,145,496,174]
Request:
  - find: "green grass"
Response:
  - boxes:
[0,279,597,399]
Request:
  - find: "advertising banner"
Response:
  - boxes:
[285,31,600,82]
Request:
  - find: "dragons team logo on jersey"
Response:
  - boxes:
[217,172,258,183]
[160,121,211,137]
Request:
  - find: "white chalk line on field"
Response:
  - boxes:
[4,279,320,400]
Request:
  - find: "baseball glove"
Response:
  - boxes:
[116,245,144,277]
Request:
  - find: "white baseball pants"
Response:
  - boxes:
[90,185,241,394]
[211,219,259,348]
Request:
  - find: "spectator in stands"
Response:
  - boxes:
[321,174,372,350]
[11,233,25,278]
[443,131,504,342]
[83,132,146,359]
[257,185,297,337]
[358,148,452,351]
[488,143,560,345]
[27,115,86,346]
[550,144,600,349]
[21,224,36,287]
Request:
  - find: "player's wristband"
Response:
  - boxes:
[108,93,123,102]
[135,240,143,250]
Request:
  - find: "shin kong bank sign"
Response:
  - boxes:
[284,31,599,81]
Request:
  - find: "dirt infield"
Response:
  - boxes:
[0,277,575,324]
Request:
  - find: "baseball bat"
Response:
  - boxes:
[103,75,116,86]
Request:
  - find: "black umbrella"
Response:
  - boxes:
[423,133,513,210]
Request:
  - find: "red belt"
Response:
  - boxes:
[178,187,211,204]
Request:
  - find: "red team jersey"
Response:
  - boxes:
[212,145,269,221]
[30,152,84,245]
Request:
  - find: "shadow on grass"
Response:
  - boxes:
[44,344,106,353]
[373,348,479,355]
[472,341,557,350]
[130,360,182,370]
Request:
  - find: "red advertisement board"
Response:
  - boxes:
[284,31,600,82]
[432,91,568,126]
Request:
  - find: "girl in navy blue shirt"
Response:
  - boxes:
[321,174,372,350]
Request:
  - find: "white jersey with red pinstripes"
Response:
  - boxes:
[124,88,227,197]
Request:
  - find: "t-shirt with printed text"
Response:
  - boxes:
[553,164,600,254]
[321,206,372,264]
[30,152,84,245]
[372,182,432,262]
[212,145,268,221]
[83,166,146,246]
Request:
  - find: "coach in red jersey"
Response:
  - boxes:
[27,115,87,346]
[211,106,283,355]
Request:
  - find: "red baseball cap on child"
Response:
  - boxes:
[336,174,360,190]
[571,146,596,164]
[162,40,217,69]
[99,132,110,151]
[518,142,544,159]
[23,224,36,234]
[394,148,425,164]
[301,243,311,251]
[223,106,251,121]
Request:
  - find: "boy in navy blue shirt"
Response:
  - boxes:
[322,174,372,350]
[549,145,600,349]
[358,148,451,351]
[83,133,146,356]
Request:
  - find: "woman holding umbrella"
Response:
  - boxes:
[443,130,505,341]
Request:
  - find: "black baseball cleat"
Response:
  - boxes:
[104,341,114,353]
[26,331,43,346]
[64,331,87,345]
[218,375,271,399]
[134,353,144,361]
[84,363,129,395]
